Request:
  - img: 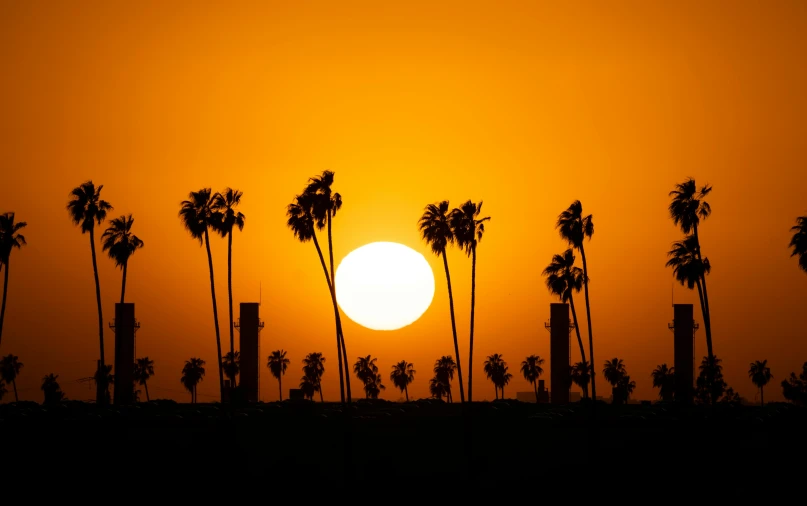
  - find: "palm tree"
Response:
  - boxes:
[287,191,347,404]
[390,360,416,401]
[419,201,464,403]
[617,375,636,403]
[781,362,807,406]
[429,376,447,400]
[181,357,206,403]
[0,212,27,349]
[299,374,317,400]
[353,355,379,399]
[101,214,144,304]
[651,363,675,402]
[93,364,114,404]
[556,201,596,402]
[303,352,326,402]
[668,178,714,360]
[520,355,545,402]
[790,216,807,274]
[364,372,386,399]
[749,359,773,406]
[222,351,240,388]
[67,181,113,404]
[133,357,154,401]
[499,364,513,398]
[542,249,587,369]
[449,200,490,402]
[0,354,23,402]
[434,356,457,403]
[0,379,6,402]
[570,361,592,399]
[211,188,245,356]
[267,349,290,401]
[179,189,225,401]
[603,358,627,404]
[41,373,65,404]
[666,235,710,356]
[696,355,724,405]
[483,353,504,399]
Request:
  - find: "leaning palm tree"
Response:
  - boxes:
[390,360,416,401]
[181,357,206,403]
[556,201,596,402]
[133,357,154,401]
[211,188,245,356]
[449,200,490,402]
[0,212,27,350]
[749,359,773,406]
[790,216,807,274]
[179,188,225,401]
[651,363,675,402]
[666,235,711,355]
[521,355,544,402]
[669,178,714,360]
[542,249,587,368]
[303,352,326,402]
[101,214,144,304]
[434,356,457,403]
[222,351,240,388]
[67,181,113,404]
[267,350,290,401]
[0,354,23,402]
[419,201,464,403]
[483,353,504,400]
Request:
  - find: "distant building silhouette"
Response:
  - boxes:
[235,302,263,402]
[548,303,570,404]
[288,388,304,400]
[111,302,138,405]
[671,304,695,403]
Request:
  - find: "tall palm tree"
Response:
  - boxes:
[419,201,464,403]
[390,360,416,401]
[101,214,144,304]
[556,200,596,402]
[303,352,326,402]
[41,373,65,404]
[267,350,290,401]
[179,189,225,401]
[483,353,504,399]
[434,356,457,403]
[749,359,773,406]
[449,200,490,402]
[666,235,711,356]
[542,249,587,368]
[520,355,545,402]
[287,192,347,404]
[133,357,154,401]
[570,361,592,399]
[669,178,714,360]
[211,188,245,356]
[222,351,240,388]
[0,354,23,402]
[181,357,206,403]
[790,216,807,274]
[0,212,27,350]
[93,364,114,404]
[67,181,113,404]
[651,363,675,402]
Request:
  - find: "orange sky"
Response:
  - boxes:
[1,1,806,404]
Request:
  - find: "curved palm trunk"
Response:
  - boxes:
[760,386,764,407]
[568,295,589,398]
[89,228,107,405]
[278,376,283,401]
[144,380,150,402]
[533,380,538,402]
[442,251,465,403]
[404,384,409,401]
[493,383,498,399]
[227,230,235,356]
[203,228,225,402]
[693,226,714,360]
[327,210,352,403]
[318,383,324,402]
[579,245,596,403]
[312,232,346,404]
[120,261,128,304]
[468,245,478,402]
[0,256,10,349]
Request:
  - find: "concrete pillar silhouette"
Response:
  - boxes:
[550,303,570,404]
[113,303,135,405]
[673,304,694,403]
[238,303,261,402]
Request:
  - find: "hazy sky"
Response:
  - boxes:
[1,1,806,404]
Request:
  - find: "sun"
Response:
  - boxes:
[335,242,435,331]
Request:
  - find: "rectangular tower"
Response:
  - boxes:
[239,302,261,402]
[113,303,135,405]
[673,303,694,403]
[550,303,570,404]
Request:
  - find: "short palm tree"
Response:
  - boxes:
[211,188,245,357]
[181,357,206,403]
[429,376,447,400]
[651,363,675,402]
[179,188,225,401]
[617,375,636,403]
[556,201,596,402]
[790,216,807,274]
[499,365,513,398]
[603,358,627,404]
[433,356,457,403]
[364,372,385,399]
[390,360,416,401]
[749,359,773,406]
[101,214,144,304]
[133,357,154,401]
[449,200,490,402]
[303,352,326,402]
[222,351,240,388]
[542,249,587,368]
[697,354,724,405]
[67,181,113,404]
[41,373,65,404]
[299,374,317,400]
[0,354,23,402]
[483,353,504,399]
[419,201,464,403]
[93,364,114,404]
[353,355,379,398]
[570,361,591,399]
[0,212,27,349]
[267,349,290,401]
[520,355,545,402]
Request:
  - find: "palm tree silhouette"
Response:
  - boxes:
[429,376,447,400]
[748,359,773,406]
[353,355,379,399]
[696,355,724,405]
[449,200,490,403]
[556,201,596,403]
[93,364,114,404]
[179,189,225,402]
[41,373,65,404]
[222,351,240,388]
[0,379,6,402]
[499,364,513,398]
[0,354,23,402]
[542,249,587,375]
[101,214,144,303]
[299,374,317,400]
[390,360,416,401]
[483,353,504,399]
[364,372,386,399]
[666,236,710,354]
[67,181,113,404]
[790,216,807,274]
[267,349,290,401]
[570,361,592,399]
[303,352,326,402]
[617,375,636,403]
[433,356,457,402]
[520,355,544,402]
[133,357,154,401]
[0,212,27,349]
[181,357,206,403]
[651,363,675,402]
[781,362,807,406]
[419,201,464,403]
[603,358,627,404]
[287,191,347,404]
[668,178,714,360]
[211,188,245,357]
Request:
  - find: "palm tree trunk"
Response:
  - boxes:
[338,318,352,402]
[468,245,477,402]
[13,377,18,402]
[203,228,225,402]
[694,279,709,370]
[533,381,538,403]
[278,376,283,401]
[693,226,714,361]
[494,383,498,400]
[326,210,353,403]
[579,245,596,403]
[568,295,589,399]
[404,384,409,401]
[442,251,465,403]
[227,230,235,356]
[120,261,128,304]
[0,255,10,349]
[144,380,150,402]
[760,386,764,407]
[89,228,106,405]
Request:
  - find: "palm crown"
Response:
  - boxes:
[66,181,113,233]
[101,214,144,268]
[179,188,220,243]
[390,360,416,392]
[668,178,712,236]
[449,200,490,256]
[419,201,453,255]
[542,249,585,302]
[520,355,544,383]
[0,212,27,264]
[305,170,342,225]
[749,359,772,388]
[211,188,245,237]
[666,235,710,289]
[286,193,319,242]
[790,216,807,273]
[556,200,593,248]
[268,350,290,379]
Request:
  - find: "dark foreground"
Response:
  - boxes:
[2,399,805,484]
